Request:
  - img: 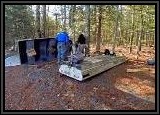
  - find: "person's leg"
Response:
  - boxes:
[60,43,67,62]
[59,42,67,64]
[66,43,71,58]
[57,43,61,64]
[60,43,65,64]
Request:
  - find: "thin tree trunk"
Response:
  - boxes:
[136,30,139,46]
[47,6,49,37]
[72,5,76,42]
[119,5,123,46]
[43,5,46,37]
[137,6,144,56]
[64,5,67,31]
[112,5,119,52]
[137,32,141,56]
[60,5,63,30]
[69,5,72,28]
[145,32,148,46]
[36,5,41,38]
[104,29,107,44]
[153,32,155,49]
[129,5,135,53]
[96,5,102,53]
[93,5,97,45]
[139,9,143,51]
[85,5,90,55]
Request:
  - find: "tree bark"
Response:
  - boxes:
[36,5,41,38]
[137,6,144,56]
[93,5,97,45]
[47,6,49,37]
[43,5,46,37]
[129,5,135,53]
[96,5,102,53]
[72,5,76,42]
[112,5,119,52]
[63,5,67,31]
[85,5,90,55]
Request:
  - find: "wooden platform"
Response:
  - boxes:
[59,55,127,81]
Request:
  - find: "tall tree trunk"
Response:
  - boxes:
[69,5,72,28]
[60,5,63,30]
[137,6,144,56]
[47,6,49,37]
[153,32,155,49]
[85,5,90,55]
[43,5,46,37]
[119,5,123,45]
[69,5,76,42]
[64,5,67,31]
[145,32,149,46]
[36,5,41,38]
[136,30,139,46]
[93,5,97,45]
[112,5,119,52]
[96,5,102,53]
[61,5,67,31]
[129,5,135,53]
[54,12,59,34]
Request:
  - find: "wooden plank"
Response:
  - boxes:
[82,56,126,80]
[127,68,152,73]
[26,49,36,57]
[82,55,125,72]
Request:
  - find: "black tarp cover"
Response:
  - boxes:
[18,38,57,64]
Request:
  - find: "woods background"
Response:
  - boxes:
[5,5,155,55]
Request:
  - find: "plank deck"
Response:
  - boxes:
[81,55,126,80]
[59,55,127,81]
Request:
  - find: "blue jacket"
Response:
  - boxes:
[56,32,69,43]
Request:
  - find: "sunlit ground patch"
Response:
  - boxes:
[115,76,155,103]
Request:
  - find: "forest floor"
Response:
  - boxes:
[5,45,155,110]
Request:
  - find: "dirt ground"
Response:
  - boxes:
[5,46,155,110]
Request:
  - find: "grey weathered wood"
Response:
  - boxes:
[81,55,126,80]
[59,55,126,81]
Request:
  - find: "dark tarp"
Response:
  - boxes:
[18,38,57,64]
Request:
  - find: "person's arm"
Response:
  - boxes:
[66,35,69,43]
[55,36,58,42]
